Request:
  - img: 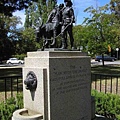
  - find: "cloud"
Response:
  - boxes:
[73,0,95,9]
[72,0,96,24]
[13,10,25,28]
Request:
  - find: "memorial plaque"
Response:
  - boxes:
[49,57,91,120]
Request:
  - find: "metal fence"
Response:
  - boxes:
[0,73,120,101]
[91,73,120,94]
[0,75,22,101]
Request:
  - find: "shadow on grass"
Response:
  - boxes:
[91,65,120,75]
[0,78,23,92]
[91,65,120,82]
[0,68,23,101]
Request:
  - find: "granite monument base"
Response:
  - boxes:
[12,51,92,120]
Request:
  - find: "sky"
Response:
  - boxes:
[13,0,110,27]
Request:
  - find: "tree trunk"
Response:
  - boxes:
[102,53,104,66]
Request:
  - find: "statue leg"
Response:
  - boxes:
[51,22,58,47]
[36,31,40,42]
[44,32,49,48]
[51,29,56,47]
[64,32,68,48]
[43,37,48,48]
[68,25,74,48]
[61,26,67,49]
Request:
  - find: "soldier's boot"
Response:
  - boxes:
[61,39,67,49]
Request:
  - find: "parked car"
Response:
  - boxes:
[6,58,24,64]
[95,55,116,62]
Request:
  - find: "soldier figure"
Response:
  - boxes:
[61,0,75,49]
[46,5,59,47]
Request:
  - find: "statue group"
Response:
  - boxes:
[36,0,75,50]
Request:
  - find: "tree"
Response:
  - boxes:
[73,25,89,51]
[0,0,36,16]
[83,4,119,65]
[20,27,40,53]
[0,13,22,60]
[109,0,120,48]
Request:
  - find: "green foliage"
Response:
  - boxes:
[92,90,120,119]
[12,54,26,60]
[83,1,120,56]
[73,25,88,50]
[0,93,23,120]
[18,28,40,53]
[0,0,35,16]
[0,14,22,60]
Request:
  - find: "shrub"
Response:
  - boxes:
[92,90,120,120]
[0,93,23,120]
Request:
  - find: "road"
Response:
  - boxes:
[0,64,24,69]
[91,59,120,66]
[0,60,120,68]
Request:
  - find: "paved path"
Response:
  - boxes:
[91,59,120,66]
[94,115,113,120]
[95,117,112,120]
[0,64,24,69]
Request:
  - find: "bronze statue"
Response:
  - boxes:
[36,4,64,50]
[61,0,75,49]
[36,0,75,50]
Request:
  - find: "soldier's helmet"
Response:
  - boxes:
[64,0,73,6]
[64,0,71,2]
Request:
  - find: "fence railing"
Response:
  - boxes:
[0,75,22,101]
[91,73,120,94]
[0,73,120,101]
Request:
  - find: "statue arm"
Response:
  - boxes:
[46,10,54,23]
[70,8,75,23]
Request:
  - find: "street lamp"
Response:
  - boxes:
[80,46,83,52]
[116,48,119,60]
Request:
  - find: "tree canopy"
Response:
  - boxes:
[0,0,37,16]
[0,0,120,61]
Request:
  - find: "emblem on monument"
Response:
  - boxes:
[24,71,37,91]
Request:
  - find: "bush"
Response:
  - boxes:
[92,90,120,119]
[0,93,23,120]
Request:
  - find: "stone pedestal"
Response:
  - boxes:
[22,51,91,120]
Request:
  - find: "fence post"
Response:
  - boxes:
[5,78,7,100]
[11,77,13,97]
[116,77,118,94]
[110,76,112,93]
[91,73,120,94]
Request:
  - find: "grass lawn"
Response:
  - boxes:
[0,68,22,101]
[91,64,120,75]
[0,68,22,77]
[91,64,120,94]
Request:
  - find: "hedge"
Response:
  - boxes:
[0,93,23,120]
[92,90,120,119]
[1,91,120,120]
